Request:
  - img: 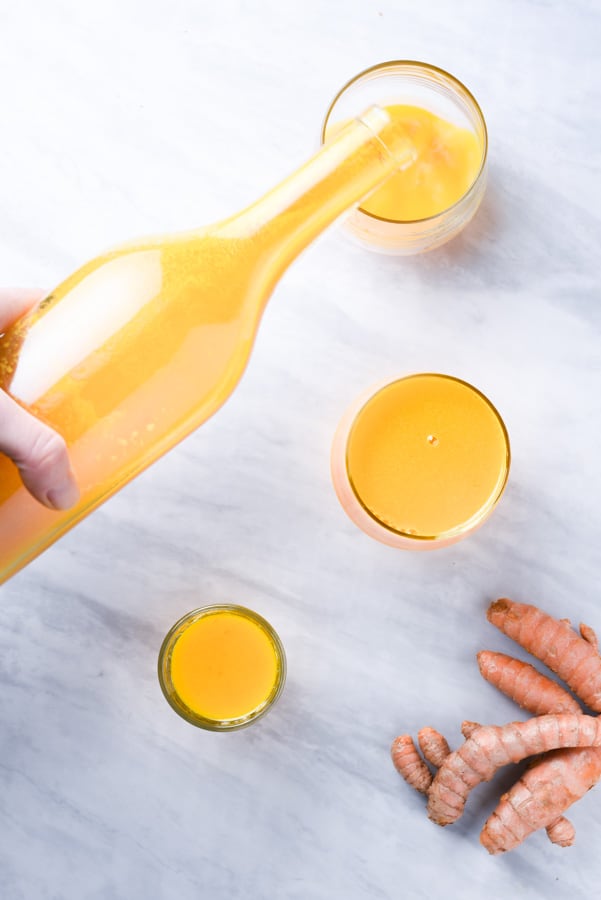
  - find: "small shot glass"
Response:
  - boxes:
[331,374,510,550]
[158,604,286,731]
[321,61,488,254]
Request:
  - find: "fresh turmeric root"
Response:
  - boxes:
[477,651,582,716]
[426,714,601,825]
[391,600,601,853]
[391,735,433,794]
[487,599,601,713]
[418,727,451,769]
[478,612,601,853]
[480,745,601,853]
[393,715,601,850]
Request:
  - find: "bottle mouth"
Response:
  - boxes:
[355,106,418,173]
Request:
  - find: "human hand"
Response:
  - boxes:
[0,289,79,509]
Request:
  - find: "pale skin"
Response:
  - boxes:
[0,289,79,510]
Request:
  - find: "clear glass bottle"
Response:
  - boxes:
[0,106,415,584]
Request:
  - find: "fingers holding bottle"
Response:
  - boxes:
[0,288,79,510]
[0,389,79,509]
[0,287,46,331]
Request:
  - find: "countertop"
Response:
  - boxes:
[1,1,600,898]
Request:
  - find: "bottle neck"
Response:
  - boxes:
[218,106,415,272]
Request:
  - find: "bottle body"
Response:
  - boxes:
[0,228,272,580]
[0,107,415,583]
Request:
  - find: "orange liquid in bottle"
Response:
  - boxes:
[0,106,416,583]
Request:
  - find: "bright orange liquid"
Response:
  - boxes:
[330,105,482,222]
[169,610,279,721]
[346,375,509,539]
[0,235,265,578]
[0,106,415,583]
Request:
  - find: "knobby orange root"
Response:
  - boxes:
[487,599,601,713]
[427,714,601,826]
[545,816,576,848]
[480,746,601,853]
[477,644,601,853]
[477,651,582,716]
[391,734,432,794]
[418,727,451,768]
[391,600,601,853]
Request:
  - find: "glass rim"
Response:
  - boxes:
[344,373,511,542]
[320,60,489,225]
[157,603,287,732]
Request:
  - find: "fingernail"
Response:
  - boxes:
[46,476,80,510]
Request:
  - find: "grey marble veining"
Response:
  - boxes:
[1,1,601,898]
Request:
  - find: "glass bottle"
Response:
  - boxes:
[0,106,415,584]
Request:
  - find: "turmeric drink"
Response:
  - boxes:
[326,105,482,222]
[158,606,286,730]
[321,62,488,252]
[331,374,510,549]
[359,105,482,222]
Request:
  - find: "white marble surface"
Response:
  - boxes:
[1,1,601,897]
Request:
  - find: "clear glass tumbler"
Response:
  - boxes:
[321,61,488,254]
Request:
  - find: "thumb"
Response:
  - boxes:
[0,390,79,510]
[0,288,46,331]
